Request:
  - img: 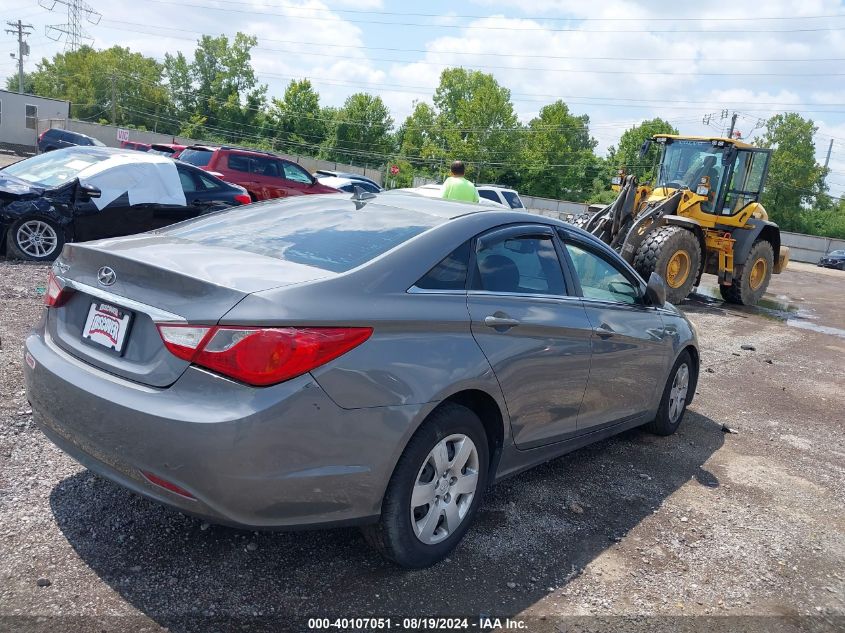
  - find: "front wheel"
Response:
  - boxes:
[362,403,489,568]
[645,351,693,436]
[6,216,65,261]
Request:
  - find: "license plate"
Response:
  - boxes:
[82,302,133,354]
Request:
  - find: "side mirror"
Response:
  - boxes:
[78,183,101,199]
[645,272,667,307]
[638,139,652,159]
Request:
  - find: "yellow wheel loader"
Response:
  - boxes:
[577,135,789,305]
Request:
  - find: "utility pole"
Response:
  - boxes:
[110,73,117,125]
[823,138,834,187]
[5,20,33,94]
[727,112,738,138]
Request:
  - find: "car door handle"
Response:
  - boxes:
[484,315,520,329]
[593,325,615,339]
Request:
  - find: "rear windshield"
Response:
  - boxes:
[179,149,212,167]
[164,202,442,273]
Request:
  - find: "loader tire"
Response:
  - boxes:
[633,225,701,304]
[720,240,774,306]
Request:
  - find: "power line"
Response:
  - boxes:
[140,1,845,24]
[124,34,845,64]
[132,2,845,33]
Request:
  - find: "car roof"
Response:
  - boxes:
[46,145,177,165]
[477,184,519,193]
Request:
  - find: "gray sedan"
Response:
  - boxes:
[24,191,698,568]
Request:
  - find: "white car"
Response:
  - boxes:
[395,184,507,207]
[477,184,525,210]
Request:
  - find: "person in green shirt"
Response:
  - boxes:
[441,160,480,203]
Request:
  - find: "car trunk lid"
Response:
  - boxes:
[47,236,333,387]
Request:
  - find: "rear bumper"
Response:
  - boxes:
[25,327,426,529]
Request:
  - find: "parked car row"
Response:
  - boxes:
[10,133,526,263]
[178,145,339,201]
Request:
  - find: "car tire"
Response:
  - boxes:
[6,216,65,261]
[719,240,774,306]
[362,403,489,569]
[645,350,693,436]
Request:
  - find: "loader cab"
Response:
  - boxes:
[653,136,771,219]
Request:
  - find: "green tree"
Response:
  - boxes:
[163,33,267,141]
[265,79,325,153]
[519,100,599,200]
[758,113,826,232]
[605,117,679,182]
[321,93,393,166]
[430,68,520,184]
[4,71,35,94]
[23,45,170,130]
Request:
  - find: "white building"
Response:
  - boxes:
[0,90,69,147]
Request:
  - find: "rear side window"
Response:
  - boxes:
[478,190,499,204]
[179,149,213,167]
[227,154,251,172]
[415,241,471,290]
[473,234,566,295]
[165,203,442,273]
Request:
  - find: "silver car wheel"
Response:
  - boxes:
[16,220,58,258]
[410,433,480,545]
[668,362,690,424]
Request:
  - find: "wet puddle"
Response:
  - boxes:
[684,286,845,340]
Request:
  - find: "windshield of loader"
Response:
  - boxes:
[657,140,728,211]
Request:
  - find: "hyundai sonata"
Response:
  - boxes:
[24,191,698,568]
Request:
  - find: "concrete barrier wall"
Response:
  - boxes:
[781,232,845,264]
[46,119,384,186]
[521,195,588,220]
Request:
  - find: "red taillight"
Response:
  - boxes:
[44,271,73,307]
[38,130,47,142]
[233,193,252,205]
[157,325,372,386]
[141,471,195,499]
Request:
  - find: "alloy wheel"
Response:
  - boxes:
[410,434,480,545]
[16,220,58,258]
[668,363,690,424]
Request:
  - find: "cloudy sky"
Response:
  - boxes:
[4,0,845,195]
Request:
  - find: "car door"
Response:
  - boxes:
[466,224,593,449]
[146,165,218,230]
[226,152,264,198]
[559,233,669,430]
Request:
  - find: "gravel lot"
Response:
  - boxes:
[0,254,843,633]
